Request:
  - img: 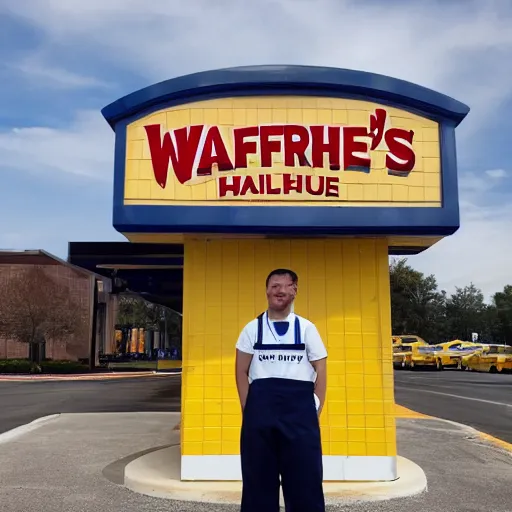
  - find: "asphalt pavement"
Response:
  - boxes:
[394,369,512,443]
[0,371,511,511]
[0,412,510,512]
[0,375,181,434]
[1,370,511,445]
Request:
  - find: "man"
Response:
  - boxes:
[235,268,327,512]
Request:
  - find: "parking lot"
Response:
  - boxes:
[0,375,181,435]
[0,371,510,512]
[394,369,512,443]
[1,369,511,445]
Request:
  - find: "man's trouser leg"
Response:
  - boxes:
[240,383,280,512]
[278,383,325,512]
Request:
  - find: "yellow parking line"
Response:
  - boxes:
[394,404,433,419]
[393,405,512,454]
[150,405,512,456]
[476,432,512,454]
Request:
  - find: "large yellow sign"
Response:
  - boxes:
[124,96,441,207]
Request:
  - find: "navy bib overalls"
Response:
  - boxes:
[240,313,325,512]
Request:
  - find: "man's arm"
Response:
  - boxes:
[235,349,253,411]
[311,357,327,416]
[234,324,255,411]
[305,323,328,416]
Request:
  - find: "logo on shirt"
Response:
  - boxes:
[258,354,304,363]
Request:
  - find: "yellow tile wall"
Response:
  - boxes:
[181,237,396,458]
[124,96,441,208]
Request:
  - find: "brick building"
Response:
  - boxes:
[0,250,116,363]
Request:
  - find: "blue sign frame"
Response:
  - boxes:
[102,65,469,238]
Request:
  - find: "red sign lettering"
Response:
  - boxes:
[142,108,417,200]
[144,125,203,187]
[385,128,415,176]
[218,174,341,199]
[197,126,233,176]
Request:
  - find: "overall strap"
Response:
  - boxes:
[253,312,305,352]
[256,312,264,344]
[294,315,301,345]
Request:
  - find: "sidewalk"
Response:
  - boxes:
[123,445,426,505]
[0,371,180,382]
[0,410,510,511]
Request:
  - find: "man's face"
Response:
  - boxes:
[266,274,297,311]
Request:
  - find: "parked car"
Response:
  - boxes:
[408,345,440,369]
[393,344,412,369]
[464,344,512,373]
[393,341,429,369]
[392,335,428,346]
[427,340,479,370]
[451,344,488,370]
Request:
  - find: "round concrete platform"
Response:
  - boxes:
[123,445,427,505]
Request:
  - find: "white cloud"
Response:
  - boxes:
[3,0,512,141]
[0,110,114,181]
[411,168,512,300]
[485,169,508,179]
[1,0,511,181]
[13,58,111,89]
[1,0,512,296]
[410,202,512,302]
[0,223,126,260]
[0,194,126,258]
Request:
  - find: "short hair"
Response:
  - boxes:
[265,268,298,288]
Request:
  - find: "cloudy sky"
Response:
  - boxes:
[0,0,511,301]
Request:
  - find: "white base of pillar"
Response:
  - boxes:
[181,455,397,481]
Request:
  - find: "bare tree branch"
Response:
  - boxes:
[0,266,86,360]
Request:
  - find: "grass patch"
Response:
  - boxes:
[107,361,157,370]
[0,359,89,374]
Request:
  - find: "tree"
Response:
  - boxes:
[480,304,502,343]
[389,258,512,345]
[117,294,182,351]
[445,283,487,341]
[389,258,447,343]
[118,296,157,328]
[493,285,512,344]
[0,266,86,363]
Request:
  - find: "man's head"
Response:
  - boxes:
[265,268,298,312]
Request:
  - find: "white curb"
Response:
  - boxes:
[123,445,427,505]
[0,414,61,445]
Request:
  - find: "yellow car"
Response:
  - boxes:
[427,340,479,370]
[393,344,412,369]
[393,341,429,369]
[464,344,512,373]
[392,335,428,346]
[408,345,440,369]
[456,344,489,369]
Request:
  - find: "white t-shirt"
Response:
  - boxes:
[236,312,328,384]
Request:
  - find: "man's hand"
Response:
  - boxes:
[311,357,327,416]
[235,349,253,412]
